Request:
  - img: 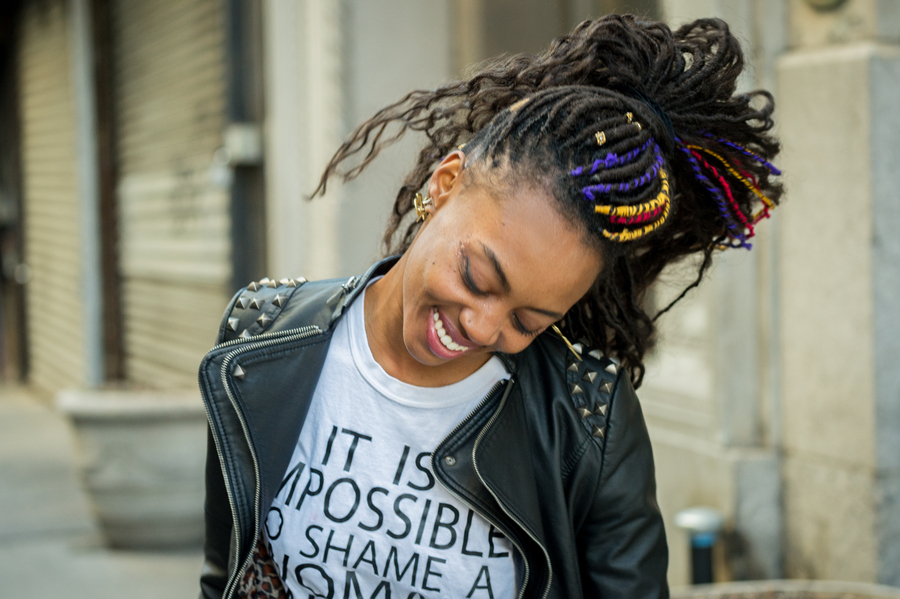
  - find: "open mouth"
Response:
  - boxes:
[432,308,469,354]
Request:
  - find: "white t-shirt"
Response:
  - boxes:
[264,282,516,599]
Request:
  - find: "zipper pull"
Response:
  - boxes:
[327,276,360,304]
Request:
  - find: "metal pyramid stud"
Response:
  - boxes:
[604,362,617,374]
[571,343,583,355]
[226,317,240,332]
[259,277,271,285]
[256,313,273,327]
[279,278,291,286]
[588,349,602,360]
[600,381,613,394]
[239,330,253,339]
[295,276,307,284]
[591,424,606,439]
[593,402,608,416]
[577,407,593,420]
[582,371,597,384]
[249,298,263,310]
[272,294,286,307]
[264,279,277,288]
[569,383,583,395]
[285,279,298,288]
[247,281,260,292]
[232,364,246,380]
[567,362,579,373]
[236,296,250,309]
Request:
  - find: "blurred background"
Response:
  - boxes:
[1,0,899,596]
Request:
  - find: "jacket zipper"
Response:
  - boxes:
[432,378,536,599]
[199,324,323,599]
[472,388,553,599]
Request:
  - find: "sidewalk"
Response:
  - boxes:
[0,385,202,598]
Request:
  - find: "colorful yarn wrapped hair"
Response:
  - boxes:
[568,109,780,250]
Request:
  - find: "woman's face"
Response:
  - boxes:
[397,153,603,374]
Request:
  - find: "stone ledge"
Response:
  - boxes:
[672,580,900,599]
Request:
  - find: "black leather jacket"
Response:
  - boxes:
[198,258,668,599]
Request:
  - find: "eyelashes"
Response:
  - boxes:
[513,315,541,337]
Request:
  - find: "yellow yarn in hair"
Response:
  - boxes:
[603,199,671,242]
[594,170,670,217]
[598,169,671,242]
[684,144,776,218]
[595,169,670,217]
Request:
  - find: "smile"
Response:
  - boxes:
[432,308,469,353]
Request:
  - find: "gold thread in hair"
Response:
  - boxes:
[551,325,582,361]
[595,131,607,146]
[457,143,466,151]
[635,122,642,131]
[509,97,531,113]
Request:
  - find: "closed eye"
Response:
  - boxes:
[513,314,541,337]
[462,255,489,297]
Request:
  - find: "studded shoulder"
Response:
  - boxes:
[220,277,308,343]
[563,344,620,446]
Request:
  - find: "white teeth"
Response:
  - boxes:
[432,308,466,353]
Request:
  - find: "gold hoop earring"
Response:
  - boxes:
[414,193,433,222]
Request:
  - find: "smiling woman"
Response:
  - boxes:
[199,14,782,599]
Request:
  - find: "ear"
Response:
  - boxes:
[427,150,466,211]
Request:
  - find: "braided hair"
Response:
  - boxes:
[313,15,783,386]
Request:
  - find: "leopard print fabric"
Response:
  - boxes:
[235,538,288,599]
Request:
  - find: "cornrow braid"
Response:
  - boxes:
[312,15,783,387]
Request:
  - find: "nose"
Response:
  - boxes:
[459,302,505,347]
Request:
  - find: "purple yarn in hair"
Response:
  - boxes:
[677,145,751,249]
[570,138,654,176]
[581,150,664,199]
[699,132,782,176]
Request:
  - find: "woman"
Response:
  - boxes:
[198,15,782,599]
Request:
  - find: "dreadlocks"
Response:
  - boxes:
[312,15,783,387]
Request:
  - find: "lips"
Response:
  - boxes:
[427,307,475,358]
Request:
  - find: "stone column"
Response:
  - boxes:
[777,0,900,584]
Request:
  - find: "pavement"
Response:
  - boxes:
[0,385,202,598]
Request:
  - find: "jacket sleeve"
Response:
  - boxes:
[577,371,669,598]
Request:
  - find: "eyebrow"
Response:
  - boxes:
[480,242,565,320]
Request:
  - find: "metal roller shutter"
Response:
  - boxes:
[18,0,87,393]
[111,0,230,388]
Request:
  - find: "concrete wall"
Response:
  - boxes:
[778,17,900,584]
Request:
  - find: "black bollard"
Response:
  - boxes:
[689,532,716,584]
[674,507,724,585]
